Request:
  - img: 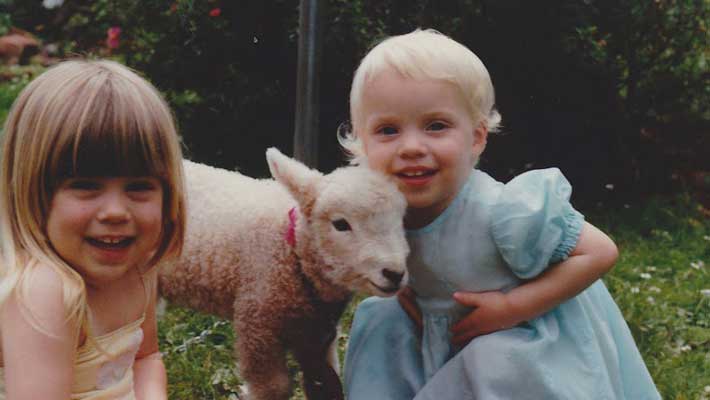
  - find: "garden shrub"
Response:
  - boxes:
[4,0,708,198]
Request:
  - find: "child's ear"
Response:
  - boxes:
[266,147,323,216]
[472,122,488,157]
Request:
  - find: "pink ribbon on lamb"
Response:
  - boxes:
[285,207,297,247]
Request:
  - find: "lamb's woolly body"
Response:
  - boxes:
[162,161,300,318]
[159,150,408,400]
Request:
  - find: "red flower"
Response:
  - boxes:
[106,26,121,49]
[209,7,221,17]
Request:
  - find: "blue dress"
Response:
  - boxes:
[344,169,660,399]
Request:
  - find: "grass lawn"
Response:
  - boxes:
[159,195,710,400]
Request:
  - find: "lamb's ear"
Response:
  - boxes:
[266,147,323,216]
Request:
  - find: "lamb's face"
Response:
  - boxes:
[266,148,410,296]
[310,167,409,296]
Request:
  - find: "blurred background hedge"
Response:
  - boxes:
[3,0,708,202]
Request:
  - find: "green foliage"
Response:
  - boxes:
[0,0,14,36]
[567,0,710,173]
[0,14,11,36]
[102,0,300,173]
[578,1,708,120]
[7,0,706,196]
[0,65,42,129]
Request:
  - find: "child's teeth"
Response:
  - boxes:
[99,238,122,244]
[405,171,425,176]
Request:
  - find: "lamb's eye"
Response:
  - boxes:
[332,218,352,232]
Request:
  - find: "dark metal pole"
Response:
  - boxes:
[293,0,322,167]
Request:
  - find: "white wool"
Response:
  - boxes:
[159,148,409,400]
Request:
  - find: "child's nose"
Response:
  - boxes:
[97,192,130,223]
[397,131,427,158]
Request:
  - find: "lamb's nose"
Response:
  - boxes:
[382,269,404,286]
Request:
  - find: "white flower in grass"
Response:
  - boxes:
[631,287,640,294]
[701,289,710,297]
[703,236,710,242]
[646,266,657,272]
[646,296,655,304]
[649,286,661,293]
[680,344,691,352]
[42,0,63,8]
[640,272,652,280]
[705,385,710,393]
[690,260,705,270]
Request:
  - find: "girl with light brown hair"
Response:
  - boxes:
[0,59,186,399]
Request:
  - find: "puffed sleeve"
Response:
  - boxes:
[490,168,585,279]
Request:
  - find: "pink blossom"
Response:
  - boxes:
[106,26,121,49]
[209,8,221,17]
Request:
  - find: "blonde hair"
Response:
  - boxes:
[339,29,502,163]
[0,59,186,336]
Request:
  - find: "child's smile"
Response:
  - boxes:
[395,166,438,187]
[357,69,487,228]
[85,235,137,264]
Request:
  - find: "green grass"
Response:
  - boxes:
[160,195,710,399]
[590,195,710,399]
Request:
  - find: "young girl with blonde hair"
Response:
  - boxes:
[341,29,660,399]
[0,59,186,399]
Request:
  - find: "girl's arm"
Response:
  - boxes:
[133,270,167,400]
[1,265,76,399]
[450,222,618,344]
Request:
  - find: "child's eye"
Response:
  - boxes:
[126,179,159,192]
[377,126,398,136]
[427,122,447,131]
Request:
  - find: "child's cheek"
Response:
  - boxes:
[141,205,164,244]
[363,148,389,174]
[368,160,387,173]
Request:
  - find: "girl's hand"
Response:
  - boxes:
[450,223,618,346]
[450,291,522,345]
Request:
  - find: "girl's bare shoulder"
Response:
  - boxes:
[3,263,67,321]
[0,263,76,360]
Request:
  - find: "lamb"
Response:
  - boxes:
[159,148,409,400]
